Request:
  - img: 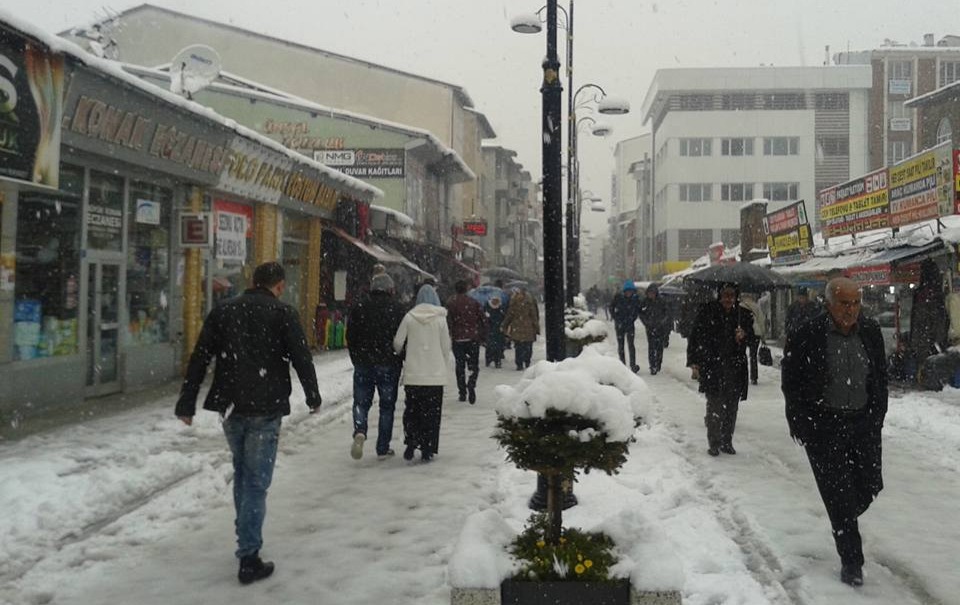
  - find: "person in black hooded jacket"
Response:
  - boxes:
[175,262,321,586]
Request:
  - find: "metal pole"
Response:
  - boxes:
[564,0,576,307]
[541,0,565,363]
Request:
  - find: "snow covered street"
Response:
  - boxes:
[2,328,959,605]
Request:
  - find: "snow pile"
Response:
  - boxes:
[566,318,608,342]
[447,509,519,589]
[494,347,649,442]
[564,306,608,342]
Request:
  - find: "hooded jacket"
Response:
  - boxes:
[393,303,452,386]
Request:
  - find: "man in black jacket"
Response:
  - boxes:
[348,273,406,459]
[176,262,321,585]
[781,277,887,587]
[686,284,754,456]
[638,283,672,375]
[610,280,641,372]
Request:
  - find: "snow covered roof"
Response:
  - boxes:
[905,79,960,108]
[462,241,484,252]
[0,10,383,202]
[369,204,415,227]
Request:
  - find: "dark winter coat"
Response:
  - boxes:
[785,300,823,336]
[609,292,640,332]
[348,290,406,367]
[686,301,754,400]
[781,313,888,446]
[501,291,540,342]
[175,287,321,418]
[909,284,948,360]
[485,303,506,348]
[446,293,487,342]
[639,295,673,340]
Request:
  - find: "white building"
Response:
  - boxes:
[640,66,872,276]
[609,134,652,280]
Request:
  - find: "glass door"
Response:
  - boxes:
[85,260,123,396]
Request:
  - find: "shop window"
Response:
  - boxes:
[87,170,124,251]
[211,199,255,307]
[13,165,83,360]
[126,181,172,345]
[281,212,311,317]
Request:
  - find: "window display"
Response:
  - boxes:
[126,181,172,345]
[13,164,83,360]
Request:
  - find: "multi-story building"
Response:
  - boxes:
[835,34,960,169]
[640,66,872,276]
[610,134,652,279]
[479,146,538,280]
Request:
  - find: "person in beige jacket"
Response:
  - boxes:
[500,287,540,370]
[393,284,452,462]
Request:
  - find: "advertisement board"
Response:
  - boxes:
[763,200,811,263]
[888,141,953,228]
[463,219,487,237]
[315,148,405,178]
[0,25,65,188]
[818,168,890,238]
[213,199,253,262]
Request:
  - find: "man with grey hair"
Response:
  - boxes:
[781,277,888,587]
[347,272,406,460]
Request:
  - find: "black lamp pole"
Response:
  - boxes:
[564,0,576,307]
[541,0,565,364]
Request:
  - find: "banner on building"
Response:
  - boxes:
[818,168,890,239]
[0,25,65,188]
[315,148,405,178]
[888,141,954,228]
[763,200,812,264]
[214,199,253,262]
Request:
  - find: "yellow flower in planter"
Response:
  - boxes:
[559,537,567,545]
[577,553,583,561]
[574,564,585,575]
[536,540,546,549]
[584,559,593,568]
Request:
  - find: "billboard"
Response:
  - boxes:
[888,141,953,228]
[0,25,65,188]
[763,200,811,264]
[315,148,405,178]
[818,168,889,238]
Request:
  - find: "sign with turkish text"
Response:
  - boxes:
[179,212,212,248]
[888,141,953,228]
[213,199,253,262]
[763,200,811,263]
[818,168,890,238]
[0,25,65,188]
[463,219,488,236]
[315,148,405,178]
[845,264,892,286]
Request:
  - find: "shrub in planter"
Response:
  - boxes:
[564,305,607,357]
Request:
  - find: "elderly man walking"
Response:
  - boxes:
[781,277,888,587]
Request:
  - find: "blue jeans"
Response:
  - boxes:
[222,414,282,559]
[352,364,400,455]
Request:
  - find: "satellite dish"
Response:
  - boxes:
[170,45,222,98]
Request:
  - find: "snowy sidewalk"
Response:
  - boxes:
[2,331,960,605]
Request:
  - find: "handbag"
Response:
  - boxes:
[758,343,773,366]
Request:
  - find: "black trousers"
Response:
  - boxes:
[747,339,760,382]
[514,341,533,369]
[704,391,740,449]
[403,385,443,456]
[452,341,480,395]
[805,431,883,567]
[615,327,636,368]
[646,329,666,372]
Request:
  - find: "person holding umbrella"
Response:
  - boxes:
[687,283,755,456]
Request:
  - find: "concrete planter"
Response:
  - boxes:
[501,579,630,604]
[450,585,682,605]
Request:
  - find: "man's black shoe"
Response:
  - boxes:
[707,447,720,457]
[630,365,640,373]
[719,444,737,455]
[403,445,416,461]
[238,553,274,585]
[840,565,863,586]
[458,392,467,402]
[421,452,434,462]
[468,388,476,404]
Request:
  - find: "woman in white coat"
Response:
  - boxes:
[393,284,452,462]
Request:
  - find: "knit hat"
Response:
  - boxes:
[623,280,637,292]
[371,273,394,292]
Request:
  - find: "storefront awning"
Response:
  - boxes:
[323,226,433,279]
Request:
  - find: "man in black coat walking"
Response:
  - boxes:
[176,262,321,585]
[610,280,641,372]
[686,284,754,456]
[638,283,672,375]
[348,273,407,460]
[781,277,887,587]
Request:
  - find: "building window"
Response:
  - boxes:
[679,138,712,157]
[762,93,806,110]
[679,229,714,261]
[679,94,713,110]
[763,137,799,156]
[937,118,953,145]
[762,182,799,201]
[889,140,911,165]
[721,138,754,156]
[721,183,754,202]
[721,94,755,111]
[889,60,913,81]
[127,182,173,344]
[14,164,83,361]
[940,60,960,86]
[720,228,741,248]
[817,136,849,157]
[678,183,713,202]
[815,93,849,110]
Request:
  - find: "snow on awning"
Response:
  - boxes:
[370,204,415,227]
[323,226,432,280]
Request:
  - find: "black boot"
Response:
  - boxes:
[840,564,863,586]
[238,553,274,585]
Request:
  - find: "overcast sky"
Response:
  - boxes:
[6,0,960,234]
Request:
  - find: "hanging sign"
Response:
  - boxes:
[180,212,212,248]
[215,210,247,262]
[463,219,488,236]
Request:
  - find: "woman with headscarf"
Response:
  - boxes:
[393,284,452,462]
[500,286,540,370]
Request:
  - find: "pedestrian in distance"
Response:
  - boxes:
[484,296,507,368]
[446,280,487,404]
[785,286,822,336]
[175,261,322,586]
[739,292,766,385]
[781,277,887,587]
[610,280,641,373]
[638,283,672,375]
[686,283,754,457]
[500,286,540,371]
[393,284,452,462]
[347,273,407,461]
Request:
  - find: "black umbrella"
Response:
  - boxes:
[483,266,523,281]
[684,262,790,292]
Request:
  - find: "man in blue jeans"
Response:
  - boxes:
[176,262,322,585]
[347,273,406,459]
